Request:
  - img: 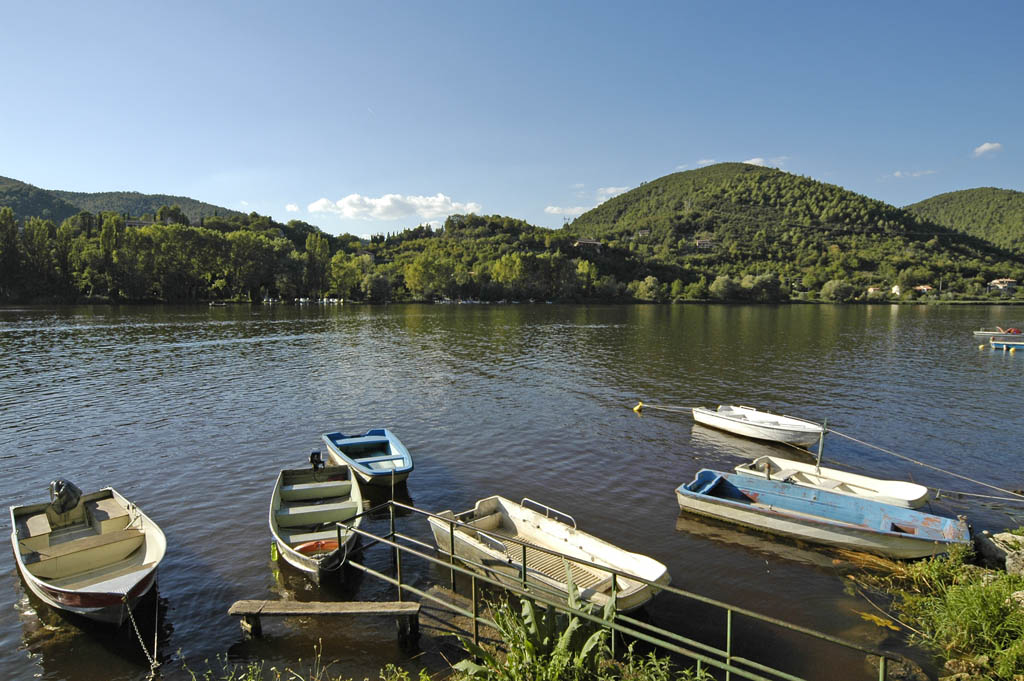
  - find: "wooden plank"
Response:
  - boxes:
[229,600,419,617]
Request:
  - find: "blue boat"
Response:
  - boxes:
[990,335,1024,351]
[675,469,970,559]
[321,429,414,486]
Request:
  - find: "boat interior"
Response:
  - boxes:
[14,490,152,588]
[274,469,361,548]
[327,435,407,472]
[450,503,616,594]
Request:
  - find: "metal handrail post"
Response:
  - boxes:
[726,608,733,681]
[472,575,479,646]
[879,655,886,681]
[520,543,527,589]
[448,519,456,590]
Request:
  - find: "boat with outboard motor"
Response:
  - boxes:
[269,453,364,584]
[9,480,166,625]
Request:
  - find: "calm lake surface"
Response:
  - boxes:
[2,303,1023,681]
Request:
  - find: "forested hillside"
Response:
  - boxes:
[1,165,1022,304]
[51,189,246,223]
[906,187,1024,253]
[0,177,80,223]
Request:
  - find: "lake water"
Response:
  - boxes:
[2,303,1022,681]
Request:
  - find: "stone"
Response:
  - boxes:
[1007,550,1024,576]
[974,531,1024,568]
[867,654,929,681]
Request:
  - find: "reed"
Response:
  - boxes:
[853,544,1024,679]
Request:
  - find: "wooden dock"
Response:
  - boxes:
[228,599,420,647]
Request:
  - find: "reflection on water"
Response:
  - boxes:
[2,303,1023,680]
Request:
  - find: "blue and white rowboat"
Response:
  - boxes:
[990,336,1024,351]
[676,469,970,559]
[321,429,414,485]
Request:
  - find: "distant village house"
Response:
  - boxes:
[573,239,602,251]
[989,278,1018,292]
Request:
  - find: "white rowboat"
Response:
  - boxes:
[10,481,166,625]
[692,405,824,448]
[427,496,670,612]
[734,455,930,508]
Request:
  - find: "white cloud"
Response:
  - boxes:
[285,203,299,212]
[744,156,789,168]
[597,186,630,198]
[697,159,716,166]
[239,200,249,207]
[545,205,589,216]
[572,183,585,189]
[973,142,1003,157]
[892,169,938,178]
[675,164,688,171]
[308,192,482,220]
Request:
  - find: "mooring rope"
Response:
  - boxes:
[827,428,1024,502]
[634,400,1024,504]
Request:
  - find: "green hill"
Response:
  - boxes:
[0,175,243,224]
[905,187,1024,253]
[51,189,245,223]
[0,176,80,223]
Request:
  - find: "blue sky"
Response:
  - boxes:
[1,2,1020,237]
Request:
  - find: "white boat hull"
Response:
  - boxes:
[734,456,930,508]
[428,496,670,612]
[692,406,823,447]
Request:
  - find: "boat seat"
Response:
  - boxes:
[354,454,404,464]
[24,528,146,579]
[276,500,359,528]
[465,512,503,532]
[280,528,345,545]
[86,497,131,533]
[695,475,723,495]
[817,479,844,489]
[50,560,156,590]
[771,469,799,482]
[280,479,352,501]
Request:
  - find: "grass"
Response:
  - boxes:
[849,544,1024,680]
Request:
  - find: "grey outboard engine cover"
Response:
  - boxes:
[48,479,83,514]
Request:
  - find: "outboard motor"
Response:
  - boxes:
[48,479,83,515]
[310,450,325,472]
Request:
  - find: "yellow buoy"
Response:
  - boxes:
[633,401,644,413]
[1011,348,1017,354]
[979,344,986,350]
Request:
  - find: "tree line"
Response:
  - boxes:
[2,200,1022,305]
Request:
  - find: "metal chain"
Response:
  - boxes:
[124,597,160,678]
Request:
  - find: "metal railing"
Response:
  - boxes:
[336,500,897,681]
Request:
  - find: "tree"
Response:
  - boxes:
[361,272,391,302]
[304,233,330,297]
[156,204,190,226]
[0,207,20,297]
[330,253,363,299]
[709,275,741,300]
[820,279,856,302]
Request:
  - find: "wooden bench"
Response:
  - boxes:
[227,600,420,647]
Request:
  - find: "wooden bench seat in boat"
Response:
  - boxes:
[16,513,53,552]
[280,479,352,501]
[275,500,359,528]
[24,528,146,579]
[770,469,799,482]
